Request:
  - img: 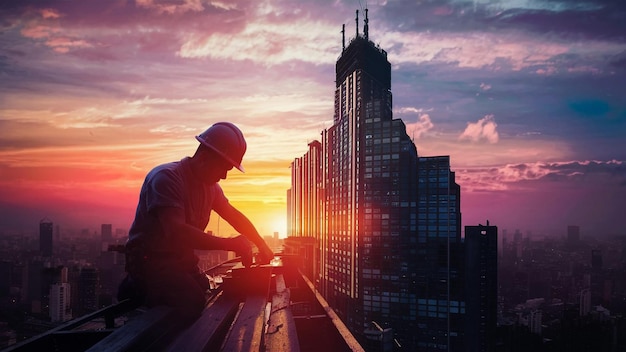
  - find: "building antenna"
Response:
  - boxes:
[355,9,359,37]
[364,7,369,40]
[355,0,368,39]
[342,24,345,51]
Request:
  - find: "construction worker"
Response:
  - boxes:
[118,122,274,320]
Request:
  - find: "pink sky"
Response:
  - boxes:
[1,0,625,239]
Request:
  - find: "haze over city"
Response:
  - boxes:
[1,0,625,238]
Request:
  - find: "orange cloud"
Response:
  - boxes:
[40,8,62,19]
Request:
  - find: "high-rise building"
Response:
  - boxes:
[49,282,71,322]
[414,156,464,351]
[76,267,99,315]
[41,266,64,317]
[288,9,462,351]
[529,310,542,335]
[465,223,498,352]
[39,218,53,257]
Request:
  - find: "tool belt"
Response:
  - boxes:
[118,242,209,305]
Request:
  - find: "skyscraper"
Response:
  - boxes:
[49,282,71,322]
[76,267,99,315]
[39,217,53,257]
[414,156,463,351]
[465,223,498,352]
[288,10,462,351]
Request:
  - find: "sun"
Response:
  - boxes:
[272,216,287,239]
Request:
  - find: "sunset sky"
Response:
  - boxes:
[1,0,625,240]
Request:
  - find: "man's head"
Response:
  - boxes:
[193,122,247,184]
[195,122,246,172]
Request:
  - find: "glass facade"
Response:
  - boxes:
[413,157,464,351]
[464,224,498,352]
[288,30,462,351]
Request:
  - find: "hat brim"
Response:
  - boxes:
[196,136,245,173]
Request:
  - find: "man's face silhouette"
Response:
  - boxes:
[201,150,234,184]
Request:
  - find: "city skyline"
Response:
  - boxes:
[1,0,625,238]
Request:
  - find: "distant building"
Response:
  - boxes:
[513,229,523,259]
[40,266,64,317]
[23,259,43,311]
[0,261,12,299]
[579,288,591,316]
[101,224,113,243]
[39,218,53,257]
[567,225,580,244]
[21,259,62,315]
[97,247,125,300]
[288,9,463,351]
[76,267,99,315]
[49,282,71,322]
[465,223,498,352]
[529,310,542,335]
[115,228,127,238]
[591,249,602,271]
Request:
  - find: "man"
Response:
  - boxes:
[118,122,274,320]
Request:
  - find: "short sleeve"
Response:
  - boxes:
[145,168,184,214]
[209,183,229,215]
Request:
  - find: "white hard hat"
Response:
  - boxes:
[195,122,246,172]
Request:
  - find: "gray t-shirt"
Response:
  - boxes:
[127,157,228,254]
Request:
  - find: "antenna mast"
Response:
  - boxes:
[364,8,369,40]
[342,24,345,51]
[355,9,359,37]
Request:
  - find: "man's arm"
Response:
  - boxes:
[157,206,251,256]
[216,202,274,264]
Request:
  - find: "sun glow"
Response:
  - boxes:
[272,216,288,239]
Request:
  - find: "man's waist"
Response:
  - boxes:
[126,240,197,264]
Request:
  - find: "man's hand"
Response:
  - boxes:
[256,244,274,265]
[229,235,253,267]
[215,202,274,266]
